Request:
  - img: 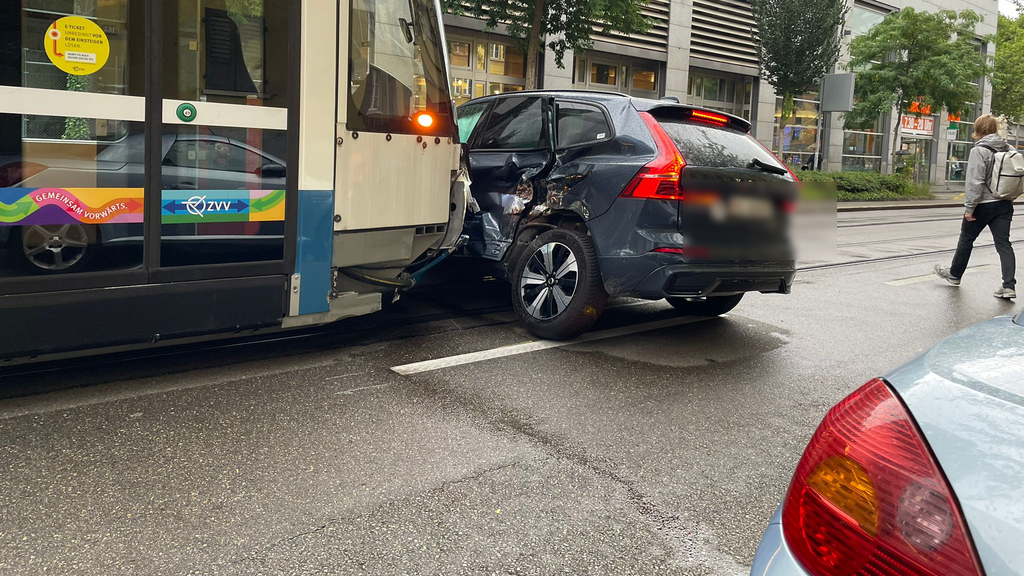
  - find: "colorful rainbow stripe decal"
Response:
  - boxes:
[161,190,285,223]
[0,188,144,226]
[0,188,286,225]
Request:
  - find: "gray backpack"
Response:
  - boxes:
[979,143,1024,200]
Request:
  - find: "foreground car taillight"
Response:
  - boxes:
[782,378,983,576]
[619,111,686,201]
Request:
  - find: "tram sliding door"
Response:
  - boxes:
[0,0,297,360]
[157,0,293,273]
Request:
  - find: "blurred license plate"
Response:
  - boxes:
[729,196,773,219]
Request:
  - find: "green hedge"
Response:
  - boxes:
[796,170,932,201]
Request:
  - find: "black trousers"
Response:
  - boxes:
[950,200,1016,289]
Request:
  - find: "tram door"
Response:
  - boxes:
[158,0,293,271]
[0,0,297,358]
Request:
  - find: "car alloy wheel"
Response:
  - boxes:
[21,224,90,271]
[519,241,579,320]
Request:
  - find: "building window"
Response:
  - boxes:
[850,5,886,37]
[449,41,471,68]
[488,82,524,96]
[591,62,617,86]
[447,35,527,105]
[632,69,656,92]
[687,71,751,118]
[488,43,525,77]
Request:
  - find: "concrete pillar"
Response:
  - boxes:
[665,0,693,101]
[541,36,574,90]
[754,79,777,150]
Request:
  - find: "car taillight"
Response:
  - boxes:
[688,110,729,126]
[782,378,983,576]
[620,111,686,201]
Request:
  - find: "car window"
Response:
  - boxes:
[475,96,545,150]
[556,101,610,148]
[657,120,787,173]
[456,101,489,144]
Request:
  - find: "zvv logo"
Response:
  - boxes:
[184,195,232,218]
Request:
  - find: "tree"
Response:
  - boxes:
[751,0,848,159]
[846,8,991,172]
[441,0,650,89]
[992,4,1024,127]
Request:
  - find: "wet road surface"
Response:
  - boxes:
[1,206,1021,575]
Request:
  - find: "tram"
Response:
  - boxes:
[0,0,468,362]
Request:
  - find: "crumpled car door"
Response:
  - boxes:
[463,96,552,260]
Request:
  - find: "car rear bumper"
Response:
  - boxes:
[750,507,811,576]
[621,258,795,299]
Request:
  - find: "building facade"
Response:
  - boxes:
[443,0,1000,187]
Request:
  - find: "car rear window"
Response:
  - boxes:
[657,120,786,172]
[556,101,610,148]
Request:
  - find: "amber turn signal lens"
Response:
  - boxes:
[415,112,434,128]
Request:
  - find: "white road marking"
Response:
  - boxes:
[391,315,716,376]
[886,264,996,286]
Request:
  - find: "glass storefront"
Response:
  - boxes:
[842,114,884,173]
[773,92,820,168]
[447,35,525,105]
[900,137,933,186]
[946,107,977,182]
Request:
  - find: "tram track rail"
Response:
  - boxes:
[798,240,1021,272]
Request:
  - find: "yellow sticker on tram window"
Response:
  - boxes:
[44,16,110,76]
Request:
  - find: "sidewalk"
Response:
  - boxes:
[837,190,965,212]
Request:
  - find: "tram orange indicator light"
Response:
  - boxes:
[415,112,434,128]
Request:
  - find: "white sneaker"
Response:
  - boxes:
[994,287,1016,299]
[934,265,961,286]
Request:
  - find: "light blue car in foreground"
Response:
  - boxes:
[751,312,1024,576]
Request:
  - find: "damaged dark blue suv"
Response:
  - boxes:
[457,91,797,340]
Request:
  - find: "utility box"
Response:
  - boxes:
[821,73,856,113]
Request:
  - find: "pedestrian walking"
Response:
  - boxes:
[935,114,1017,298]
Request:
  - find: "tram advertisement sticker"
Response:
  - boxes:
[161,190,286,223]
[0,188,143,226]
[0,189,286,226]
[44,16,110,76]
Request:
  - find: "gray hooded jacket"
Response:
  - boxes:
[965,133,1010,215]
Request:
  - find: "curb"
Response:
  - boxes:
[837,202,963,212]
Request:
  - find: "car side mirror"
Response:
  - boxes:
[260,163,286,178]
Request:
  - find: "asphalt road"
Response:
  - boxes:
[1,206,1021,576]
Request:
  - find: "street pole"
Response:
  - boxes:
[812,80,824,171]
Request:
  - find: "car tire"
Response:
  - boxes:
[511,227,607,341]
[666,293,744,316]
[14,223,97,274]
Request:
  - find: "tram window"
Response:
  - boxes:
[1,1,145,140]
[475,97,545,150]
[347,0,455,136]
[159,124,287,267]
[162,0,289,109]
[0,115,147,278]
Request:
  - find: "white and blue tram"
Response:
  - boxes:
[0,0,468,361]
